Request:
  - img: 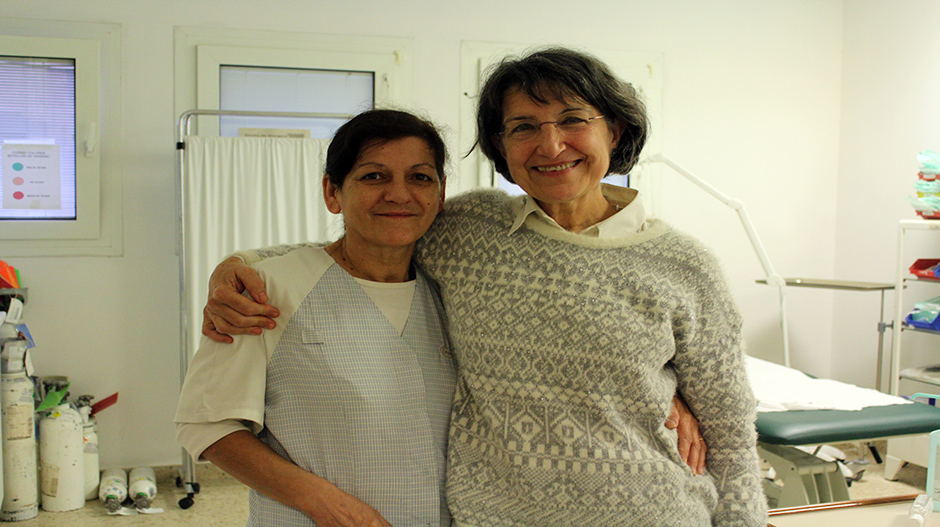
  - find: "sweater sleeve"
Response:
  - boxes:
[671,248,768,526]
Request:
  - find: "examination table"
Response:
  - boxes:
[748,357,940,508]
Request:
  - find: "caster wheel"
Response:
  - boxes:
[192,482,201,494]
[179,496,194,509]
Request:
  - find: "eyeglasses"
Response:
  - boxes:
[499,115,606,144]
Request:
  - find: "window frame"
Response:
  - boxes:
[0,35,100,240]
[174,27,413,138]
[0,19,122,256]
[196,45,396,137]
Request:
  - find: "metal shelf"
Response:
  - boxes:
[900,364,940,386]
[755,278,894,291]
[890,221,940,394]
[900,324,940,336]
[903,276,940,284]
[886,219,940,479]
[897,277,940,336]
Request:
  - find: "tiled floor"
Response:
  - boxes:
[828,441,926,501]
[15,441,932,525]
[21,464,248,526]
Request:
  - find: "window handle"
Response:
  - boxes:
[84,122,97,157]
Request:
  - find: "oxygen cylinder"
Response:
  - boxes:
[98,468,127,513]
[0,370,38,521]
[82,420,99,501]
[128,467,157,509]
[0,316,19,515]
[39,403,85,512]
[76,397,99,500]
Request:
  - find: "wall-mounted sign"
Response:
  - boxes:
[2,144,61,210]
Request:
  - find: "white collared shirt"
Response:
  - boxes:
[507,183,648,238]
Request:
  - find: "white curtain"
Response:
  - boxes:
[181,136,337,358]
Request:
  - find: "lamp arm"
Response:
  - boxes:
[646,153,736,208]
[642,153,782,284]
[734,204,784,287]
[640,153,790,366]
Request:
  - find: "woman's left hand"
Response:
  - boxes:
[666,395,706,475]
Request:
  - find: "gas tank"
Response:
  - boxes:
[39,403,85,512]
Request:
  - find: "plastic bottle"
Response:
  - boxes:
[929,428,940,512]
[0,341,38,521]
[98,468,128,513]
[76,396,99,500]
[128,467,157,509]
[910,493,934,526]
[39,402,85,511]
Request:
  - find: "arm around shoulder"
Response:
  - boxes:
[204,243,320,342]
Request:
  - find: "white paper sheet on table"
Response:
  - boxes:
[746,356,911,412]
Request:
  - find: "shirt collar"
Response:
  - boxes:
[508,183,647,238]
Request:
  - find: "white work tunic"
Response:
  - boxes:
[176,247,456,527]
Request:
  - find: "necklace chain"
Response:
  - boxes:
[328,238,360,276]
[327,237,414,282]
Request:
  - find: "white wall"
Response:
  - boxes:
[833,1,940,389]
[1,0,847,467]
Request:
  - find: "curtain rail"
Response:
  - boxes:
[177,109,356,146]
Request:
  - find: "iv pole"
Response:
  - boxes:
[640,153,792,367]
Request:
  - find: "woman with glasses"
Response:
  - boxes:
[202,48,767,526]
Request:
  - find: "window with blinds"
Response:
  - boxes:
[0,21,121,255]
[219,65,374,138]
[0,56,77,220]
[188,38,408,138]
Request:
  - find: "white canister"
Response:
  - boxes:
[76,399,99,502]
[98,468,127,513]
[0,371,38,521]
[39,403,85,512]
[82,418,99,501]
[128,467,157,509]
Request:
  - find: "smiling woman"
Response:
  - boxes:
[495,90,622,232]
[423,47,767,526]
[175,109,456,527]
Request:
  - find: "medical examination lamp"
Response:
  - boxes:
[641,154,894,385]
[639,153,792,367]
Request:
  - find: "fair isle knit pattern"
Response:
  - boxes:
[415,189,767,527]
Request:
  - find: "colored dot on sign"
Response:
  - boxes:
[12,177,24,185]
[13,192,25,200]
[12,163,23,171]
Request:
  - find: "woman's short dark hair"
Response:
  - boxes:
[475,47,650,183]
[326,109,447,188]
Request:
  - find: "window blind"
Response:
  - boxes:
[0,56,76,220]
[219,65,373,138]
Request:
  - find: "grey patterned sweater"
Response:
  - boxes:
[244,189,768,526]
